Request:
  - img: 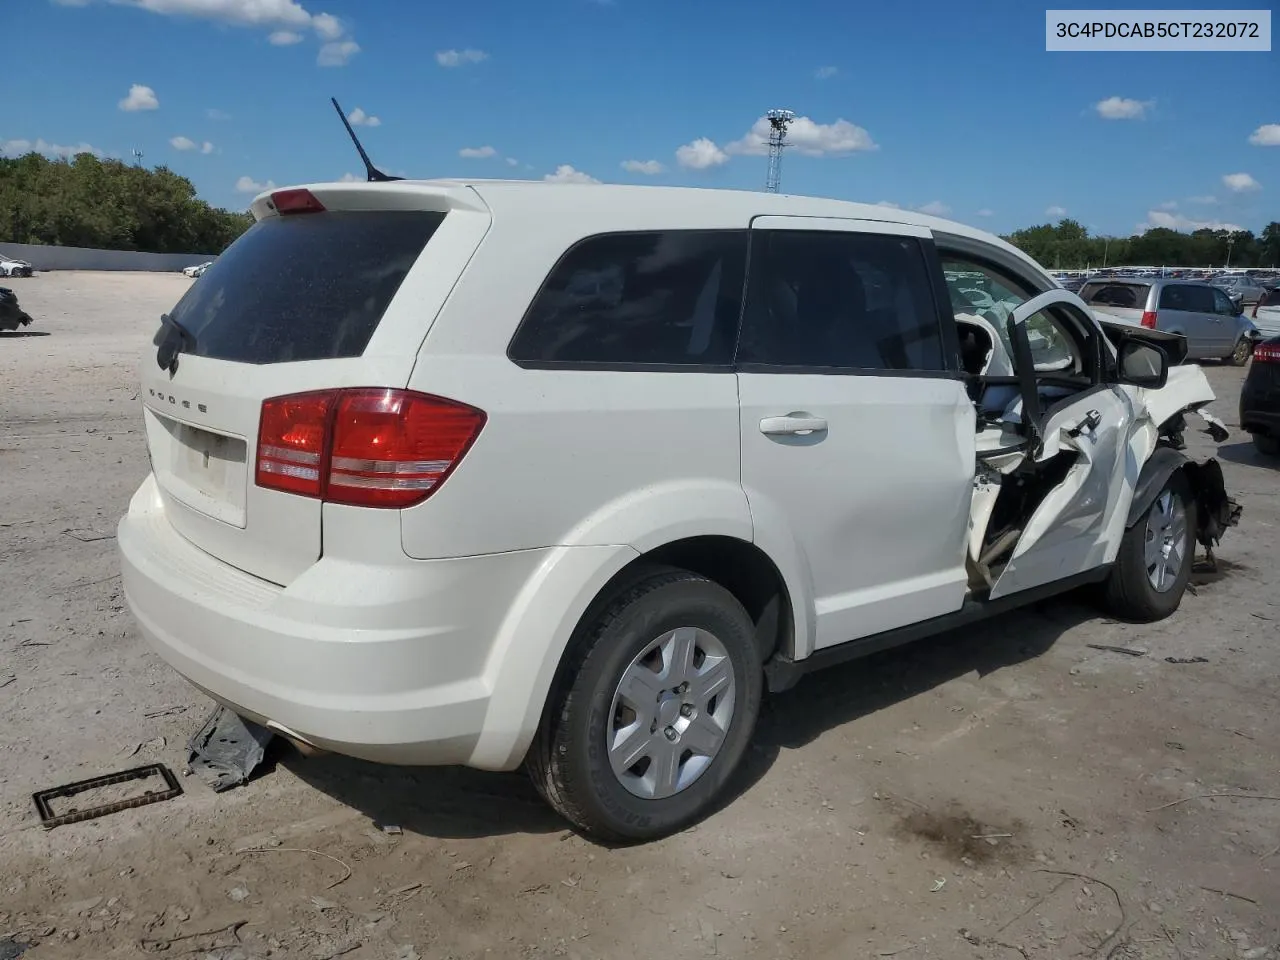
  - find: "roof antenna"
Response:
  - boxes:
[331,96,402,182]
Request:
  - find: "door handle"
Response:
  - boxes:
[759,414,828,436]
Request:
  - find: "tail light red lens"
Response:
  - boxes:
[255,389,485,508]
[1140,310,1158,329]
[256,391,335,497]
[1254,342,1280,364]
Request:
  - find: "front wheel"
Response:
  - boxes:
[527,567,762,843]
[1254,433,1280,457]
[1226,337,1253,366]
[1101,471,1197,622]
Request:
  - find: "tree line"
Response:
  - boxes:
[1005,218,1280,270]
[0,152,252,254]
[2,149,1278,269]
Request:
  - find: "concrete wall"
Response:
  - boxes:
[0,241,216,273]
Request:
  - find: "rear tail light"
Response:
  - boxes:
[1140,310,1157,329]
[1254,342,1280,364]
[256,389,485,508]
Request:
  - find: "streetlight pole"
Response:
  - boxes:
[1226,235,1235,268]
[1103,237,1110,268]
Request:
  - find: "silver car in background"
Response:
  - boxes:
[1080,278,1258,366]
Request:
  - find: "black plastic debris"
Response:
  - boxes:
[186,705,275,792]
[0,937,28,960]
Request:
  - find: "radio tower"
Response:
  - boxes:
[763,109,795,194]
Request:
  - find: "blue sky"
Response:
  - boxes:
[4,0,1278,236]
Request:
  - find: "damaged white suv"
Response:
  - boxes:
[118,181,1240,841]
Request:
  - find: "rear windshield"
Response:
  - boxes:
[162,210,445,364]
[1079,281,1149,308]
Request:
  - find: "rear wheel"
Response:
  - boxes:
[1254,433,1280,456]
[1101,471,1196,622]
[1226,337,1253,366]
[528,567,762,843]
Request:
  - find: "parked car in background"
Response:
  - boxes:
[0,254,34,278]
[1212,274,1270,306]
[182,261,214,278]
[117,180,1241,841]
[0,286,34,331]
[1079,278,1258,365]
[1251,287,1280,339]
[1240,336,1280,456]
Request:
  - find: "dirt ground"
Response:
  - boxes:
[1,270,1277,960]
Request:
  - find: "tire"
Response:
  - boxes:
[1255,433,1280,457]
[1101,470,1197,622]
[527,567,763,843]
[1225,337,1253,367]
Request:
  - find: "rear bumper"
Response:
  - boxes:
[118,475,580,768]
[1240,389,1280,436]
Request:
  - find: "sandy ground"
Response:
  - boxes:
[1,270,1277,960]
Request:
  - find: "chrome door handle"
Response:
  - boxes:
[759,415,828,436]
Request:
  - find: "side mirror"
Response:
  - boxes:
[1118,339,1169,389]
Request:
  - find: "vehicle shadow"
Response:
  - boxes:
[1216,439,1278,468]
[0,330,50,338]
[285,592,1097,842]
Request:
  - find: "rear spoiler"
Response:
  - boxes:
[1096,316,1188,367]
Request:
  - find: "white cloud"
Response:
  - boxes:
[311,11,342,39]
[1248,123,1280,146]
[1,137,106,159]
[119,83,159,112]
[1222,172,1261,192]
[1157,200,1178,210]
[621,159,664,175]
[347,107,380,127]
[436,48,488,67]
[318,39,359,66]
[111,0,313,29]
[676,137,729,170]
[206,107,231,121]
[976,208,994,217]
[814,65,838,80]
[505,157,519,167]
[1046,205,1068,217]
[1094,96,1152,120]
[339,172,360,182]
[543,164,599,184]
[726,115,877,156]
[1188,194,1217,204]
[169,136,214,153]
[459,145,497,158]
[236,175,276,193]
[876,200,901,209]
[63,1,359,60]
[915,200,951,216]
[1140,210,1243,232]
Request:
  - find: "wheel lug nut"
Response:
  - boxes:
[664,727,677,741]
[680,704,693,717]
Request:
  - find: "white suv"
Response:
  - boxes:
[118,180,1240,841]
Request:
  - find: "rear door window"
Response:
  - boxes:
[508,230,748,367]
[1081,282,1148,309]
[161,211,445,364]
[740,231,947,371]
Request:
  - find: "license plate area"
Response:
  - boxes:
[146,408,248,527]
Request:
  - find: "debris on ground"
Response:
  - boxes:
[186,705,275,792]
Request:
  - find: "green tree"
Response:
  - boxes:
[0,151,251,253]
